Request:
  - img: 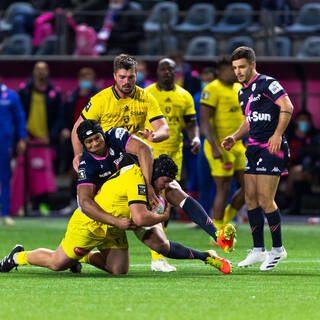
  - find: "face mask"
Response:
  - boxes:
[298,120,310,133]
[201,82,210,90]
[79,80,93,90]
[136,71,144,83]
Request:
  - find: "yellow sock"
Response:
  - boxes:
[213,219,224,231]
[151,249,164,261]
[223,204,238,225]
[16,251,30,265]
[78,254,90,264]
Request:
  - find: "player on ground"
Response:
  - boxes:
[200,56,245,231]
[222,47,293,271]
[145,58,201,271]
[0,155,232,275]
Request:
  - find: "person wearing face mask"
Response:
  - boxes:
[59,67,100,214]
[136,61,152,89]
[285,110,320,214]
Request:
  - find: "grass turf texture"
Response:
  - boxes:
[0,219,320,320]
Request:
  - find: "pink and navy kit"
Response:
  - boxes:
[239,74,290,176]
[77,127,134,191]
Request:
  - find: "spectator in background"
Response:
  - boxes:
[17,61,63,215]
[136,60,153,88]
[0,75,27,225]
[95,0,143,55]
[59,67,100,214]
[285,110,320,214]
[169,50,201,96]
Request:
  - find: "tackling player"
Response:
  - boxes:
[222,47,293,271]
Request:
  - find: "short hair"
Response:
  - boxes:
[216,55,232,69]
[77,120,105,146]
[152,154,178,183]
[231,46,256,63]
[113,54,137,73]
[78,67,95,78]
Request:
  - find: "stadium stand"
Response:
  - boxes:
[185,36,216,58]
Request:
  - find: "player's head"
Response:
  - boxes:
[216,55,236,85]
[157,58,176,88]
[113,54,137,95]
[77,120,106,154]
[152,154,178,191]
[33,61,49,82]
[231,46,256,85]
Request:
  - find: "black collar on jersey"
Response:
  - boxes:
[112,85,136,100]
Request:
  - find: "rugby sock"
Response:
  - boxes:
[167,241,210,261]
[265,208,282,248]
[15,251,30,265]
[247,207,265,248]
[223,204,238,225]
[213,219,223,231]
[181,197,218,240]
[151,250,165,261]
[79,254,90,264]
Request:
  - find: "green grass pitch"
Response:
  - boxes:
[0,218,320,320]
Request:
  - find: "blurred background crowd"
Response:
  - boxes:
[0,0,320,222]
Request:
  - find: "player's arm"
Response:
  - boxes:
[129,202,170,227]
[268,95,294,154]
[184,117,201,155]
[78,185,134,230]
[71,116,84,171]
[200,103,222,158]
[126,135,159,207]
[221,118,249,151]
[139,117,170,142]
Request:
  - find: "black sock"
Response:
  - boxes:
[166,241,210,261]
[181,197,218,240]
[265,208,282,248]
[247,207,265,248]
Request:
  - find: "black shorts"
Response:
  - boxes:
[245,140,290,176]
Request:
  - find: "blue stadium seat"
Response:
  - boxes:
[1,34,32,55]
[274,36,291,56]
[224,36,253,54]
[210,3,253,34]
[0,2,35,33]
[285,3,320,33]
[36,35,59,55]
[185,36,216,57]
[143,1,178,32]
[174,3,215,32]
[145,35,178,56]
[297,36,320,57]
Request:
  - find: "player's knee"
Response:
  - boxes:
[155,239,170,255]
[107,265,128,275]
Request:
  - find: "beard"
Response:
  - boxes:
[115,81,135,95]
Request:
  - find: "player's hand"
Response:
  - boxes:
[147,184,159,209]
[268,133,282,154]
[212,147,223,159]
[221,136,236,151]
[73,153,82,172]
[162,203,171,221]
[16,139,26,155]
[116,218,136,230]
[138,128,156,142]
[190,137,201,155]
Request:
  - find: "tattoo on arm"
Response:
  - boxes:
[280,111,292,116]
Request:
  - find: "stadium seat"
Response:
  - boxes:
[297,36,320,58]
[174,3,215,32]
[185,36,216,58]
[1,34,32,55]
[274,36,291,56]
[285,3,320,33]
[224,36,253,54]
[36,35,59,55]
[0,2,35,33]
[210,3,253,33]
[143,1,178,32]
[145,35,178,56]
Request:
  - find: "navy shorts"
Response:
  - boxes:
[244,140,290,176]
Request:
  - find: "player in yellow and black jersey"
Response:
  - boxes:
[200,56,246,231]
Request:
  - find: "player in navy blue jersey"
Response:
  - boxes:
[222,47,294,271]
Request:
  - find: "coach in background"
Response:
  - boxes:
[0,74,26,225]
[222,47,294,271]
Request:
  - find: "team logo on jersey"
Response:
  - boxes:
[78,169,86,180]
[85,101,92,112]
[268,81,283,95]
[257,158,263,166]
[138,184,146,196]
[271,167,280,173]
[109,148,115,156]
[248,94,261,103]
[124,105,129,111]
[165,106,171,113]
[115,128,125,140]
[247,111,271,122]
[252,83,256,92]
[123,116,129,123]
[201,91,210,100]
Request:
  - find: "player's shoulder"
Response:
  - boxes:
[106,127,130,140]
[175,84,192,96]
[119,164,142,179]
[91,86,113,102]
[204,79,219,90]
[145,83,157,93]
